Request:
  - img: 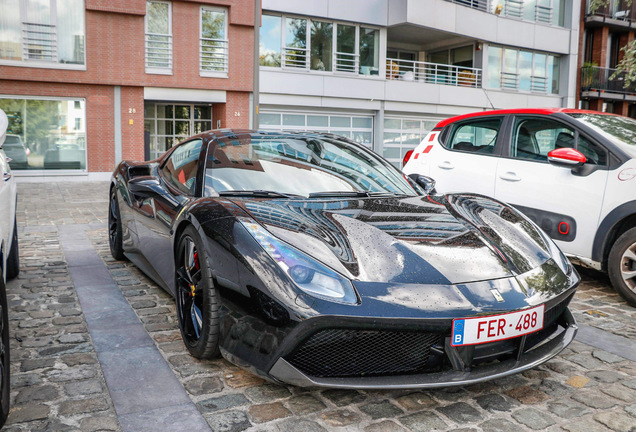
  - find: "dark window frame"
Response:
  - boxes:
[503,115,609,167]
[158,137,206,196]
[442,116,506,157]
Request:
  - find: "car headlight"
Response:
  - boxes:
[240,219,358,305]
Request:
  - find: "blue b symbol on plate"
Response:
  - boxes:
[453,320,464,345]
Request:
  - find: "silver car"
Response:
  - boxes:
[0,108,16,426]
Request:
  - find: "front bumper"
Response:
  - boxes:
[268,308,577,389]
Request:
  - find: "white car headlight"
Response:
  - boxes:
[240,219,358,304]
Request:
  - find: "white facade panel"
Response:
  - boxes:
[384,81,441,104]
[454,4,498,41]
[322,76,386,100]
[406,0,456,33]
[262,0,387,25]
[262,0,328,20]
[533,26,571,54]
[496,19,536,51]
[392,0,573,55]
[260,70,326,97]
[327,0,388,26]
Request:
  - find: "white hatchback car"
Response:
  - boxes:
[403,108,636,306]
[0,108,16,425]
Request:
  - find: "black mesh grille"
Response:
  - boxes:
[544,293,574,328]
[287,329,442,378]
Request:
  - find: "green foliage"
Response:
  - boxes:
[588,0,610,13]
[612,41,636,87]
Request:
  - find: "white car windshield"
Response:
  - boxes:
[569,113,636,157]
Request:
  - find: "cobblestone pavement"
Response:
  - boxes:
[5,182,636,432]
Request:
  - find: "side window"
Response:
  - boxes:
[446,117,502,154]
[577,135,607,166]
[511,117,607,165]
[161,139,203,195]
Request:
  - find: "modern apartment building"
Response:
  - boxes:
[257,0,581,166]
[0,0,256,179]
[579,0,636,117]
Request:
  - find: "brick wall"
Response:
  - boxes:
[0,0,255,173]
[0,2,254,91]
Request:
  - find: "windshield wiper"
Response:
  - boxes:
[218,190,302,199]
[308,191,371,198]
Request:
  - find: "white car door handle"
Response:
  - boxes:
[3,173,12,182]
[438,161,454,170]
[499,172,521,182]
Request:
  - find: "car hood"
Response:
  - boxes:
[235,193,554,286]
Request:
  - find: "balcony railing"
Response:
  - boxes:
[145,33,172,70]
[581,66,636,94]
[444,0,488,12]
[281,48,361,74]
[282,47,308,69]
[531,75,548,93]
[501,71,519,90]
[586,0,636,22]
[386,58,482,88]
[200,38,228,73]
[446,0,554,24]
[335,52,359,73]
[22,22,57,62]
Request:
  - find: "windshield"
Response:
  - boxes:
[4,136,22,147]
[568,113,636,157]
[204,133,417,198]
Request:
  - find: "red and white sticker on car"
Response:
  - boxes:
[451,305,545,347]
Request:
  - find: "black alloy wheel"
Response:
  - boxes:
[175,226,220,359]
[608,227,636,306]
[6,218,19,280]
[0,275,10,427]
[108,188,125,260]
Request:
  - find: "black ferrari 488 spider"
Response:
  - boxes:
[109,129,578,388]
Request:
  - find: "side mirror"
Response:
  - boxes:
[128,176,163,199]
[408,174,436,195]
[547,148,586,168]
[0,109,8,149]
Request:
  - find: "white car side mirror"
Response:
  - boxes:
[0,109,8,149]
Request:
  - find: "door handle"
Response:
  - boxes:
[3,173,11,182]
[438,161,455,170]
[499,172,521,182]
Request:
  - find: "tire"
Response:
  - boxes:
[175,226,220,359]
[5,218,19,280]
[0,276,11,427]
[108,187,126,261]
[608,227,636,307]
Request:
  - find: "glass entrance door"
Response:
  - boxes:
[144,102,213,160]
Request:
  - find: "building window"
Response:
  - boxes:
[259,111,374,148]
[383,117,440,167]
[260,15,281,67]
[200,7,228,75]
[486,45,560,94]
[145,1,172,72]
[144,103,212,160]
[311,20,332,71]
[0,97,87,170]
[0,0,85,67]
[260,13,379,76]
